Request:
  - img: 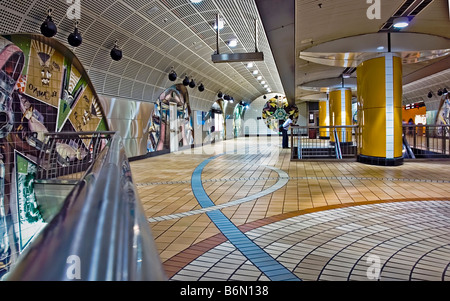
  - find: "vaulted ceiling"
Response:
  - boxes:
[0,0,284,113]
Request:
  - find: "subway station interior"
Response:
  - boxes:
[0,0,449,283]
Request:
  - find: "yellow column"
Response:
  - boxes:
[357,53,403,166]
[319,97,329,138]
[329,88,352,143]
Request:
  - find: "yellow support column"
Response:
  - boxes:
[319,96,329,139]
[329,88,352,143]
[357,53,403,166]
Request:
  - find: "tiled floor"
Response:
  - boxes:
[130,137,450,281]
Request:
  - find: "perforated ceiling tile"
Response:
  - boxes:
[121,13,148,34]
[0,0,286,109]
[0,8,22,33]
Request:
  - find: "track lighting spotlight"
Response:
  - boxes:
[168,68,177,81]
[110,40,123,61]
[183,76,190,86]
[41,8,57,38]
[68,21,82,47]
[198,83,205,92]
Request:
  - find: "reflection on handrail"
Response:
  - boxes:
[5,133,167,281]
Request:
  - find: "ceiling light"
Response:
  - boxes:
[110,40,123,61]
[41,8,57,38]
[377,46,385,51]
[427,92,433,98]
[264,84,269,88]
[198,83,205,92]
[183,76,190,86]
[213,20,225,30]
[189,79,196,89]
[393,17,409,29]
[190,0,203,3]
[247,62,254,68]
[168,68,177,81]
[257,76,262,81]
[228,39,238,47]
[252,70,259,75]
[68,21,82,47]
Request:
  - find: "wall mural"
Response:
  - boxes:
[262,96,299,132]
[233,103,245,138]
[148,84,193,152]
[436,94,450,136]
[0,34,108,278]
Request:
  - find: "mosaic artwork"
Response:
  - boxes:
[262,96,299,132]
[0,34,108,278]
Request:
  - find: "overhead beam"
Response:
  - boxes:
[255,0,295,105]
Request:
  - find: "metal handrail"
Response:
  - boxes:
[5,133,167,281]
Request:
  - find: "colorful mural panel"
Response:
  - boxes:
[148,84,193,152]
[262,96,299,131]
[0,34,109,278]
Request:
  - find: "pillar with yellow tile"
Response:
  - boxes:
[329,88,353,143]
[319,96,329,139]
[357,53,403,166]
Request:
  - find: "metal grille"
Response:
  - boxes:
[36,131,115,182]
[403,125,450,158]
[291,126,358,160]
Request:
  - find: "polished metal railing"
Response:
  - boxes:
[291,125,450,161]
[291,125,358,160]
[403,125,450,158]
[5,132,166,281]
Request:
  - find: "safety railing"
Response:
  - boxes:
[4,132,167,281]
[291,125,358,160]
[403,125,450,158]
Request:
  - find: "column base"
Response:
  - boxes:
[357,155,404,166]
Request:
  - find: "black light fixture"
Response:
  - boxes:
[218,91,223,98]
[41,8,58,38]
[110,40,123,61]
[198,83,205,92]
[444,88,449,95]
[438,89,443,97]
[183,75,190,86]
[263,95,267,99]
[189,78,196,88]
[168,67,177,81]
[427,92,433,99]
[68,21,82,47]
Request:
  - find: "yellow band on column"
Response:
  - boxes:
[357,54,403,166]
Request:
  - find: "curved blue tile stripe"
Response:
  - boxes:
[191,154,301,281]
